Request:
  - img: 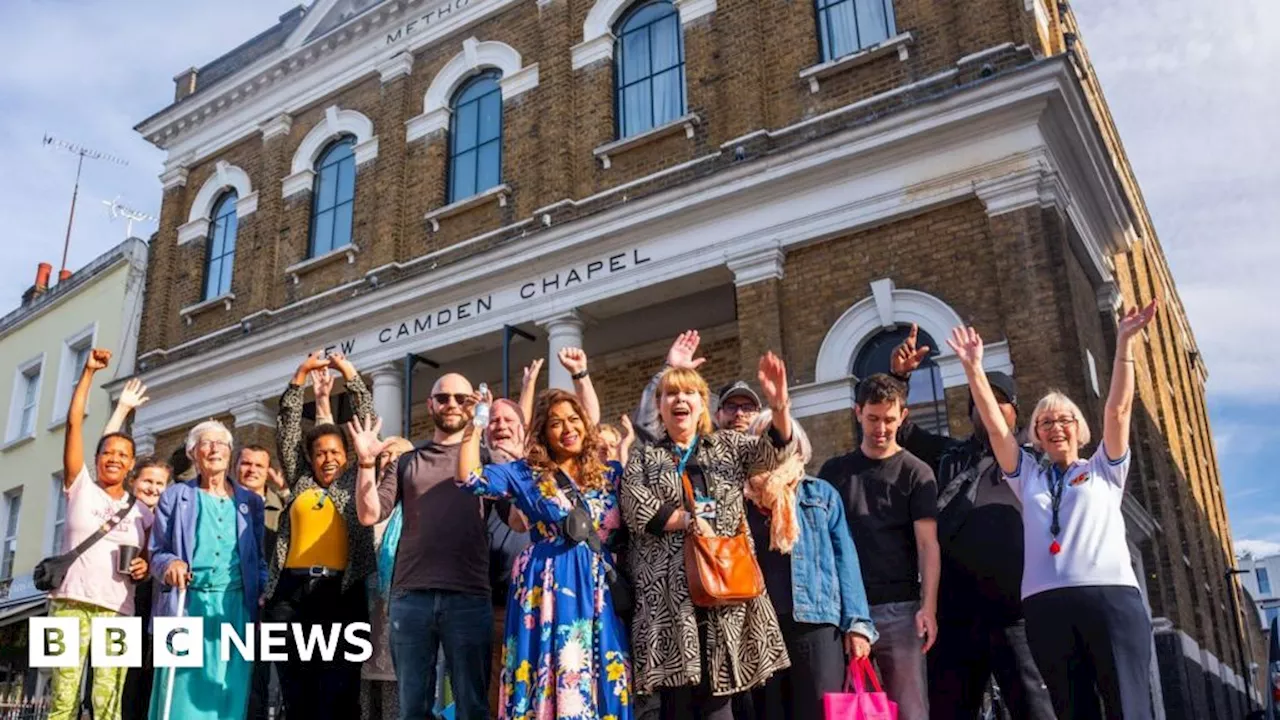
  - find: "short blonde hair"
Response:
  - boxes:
[748,410,811,464]
[185,420,234,460]
[656,367,715,436]
[1028,391,1091,450]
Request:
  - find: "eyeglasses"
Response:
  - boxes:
[1037,417,1078,431]
[432,393,475,407]
[196,440,230,450]
[720,404,758,415]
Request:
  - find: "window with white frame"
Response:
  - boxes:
[49,472,67,556]
[52,326,94,426]
[1,488,22,580]
[7,356,44,443]
[815,0,896,63]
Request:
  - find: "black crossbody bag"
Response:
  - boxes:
[34,497,137,592]
[555,471,634,618]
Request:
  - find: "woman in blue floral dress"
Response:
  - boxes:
[457,387,632,720]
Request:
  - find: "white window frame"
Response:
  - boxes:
[50,323,97,429]
[1,488,22,581]
[46,471,67,556]
[5,354,45,447]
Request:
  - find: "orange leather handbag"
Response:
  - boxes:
[681,470,765,607]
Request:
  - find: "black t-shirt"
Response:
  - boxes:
[746,503,793,617]
[818,448,938,606]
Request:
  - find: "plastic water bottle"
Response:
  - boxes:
[473,383,490,428]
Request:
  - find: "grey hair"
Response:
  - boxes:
[747,410,812,465]
[185,420,234,460]
[1028,391,1091,450]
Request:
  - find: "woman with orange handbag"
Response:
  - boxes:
[620,352,797,720]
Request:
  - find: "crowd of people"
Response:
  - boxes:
[41,299,1159,720]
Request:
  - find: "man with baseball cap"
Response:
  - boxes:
[715,380,761,432]
[887,325,1054,720]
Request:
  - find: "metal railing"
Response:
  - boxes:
[0,700,51,720]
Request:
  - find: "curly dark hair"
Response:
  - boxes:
[525,389,610,492]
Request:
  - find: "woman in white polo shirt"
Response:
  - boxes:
[946,299,1158,720]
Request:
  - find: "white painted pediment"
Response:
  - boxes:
[288,0,389,49]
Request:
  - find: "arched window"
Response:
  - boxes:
[853,324,949,436]
[203,190,238,300]
[309,136,356,258]
[448,71,504,204]
[615,0,686,138]
[816,0,896,62]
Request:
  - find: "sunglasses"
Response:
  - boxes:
[432,393,475,407]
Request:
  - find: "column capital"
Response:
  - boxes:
[1096,281,1122,315]
[536,309,585,332]
[133,429,157,457]
[231,400,275,429]
[727,244,785,286]
[377,52,414,83]
[368,362,404,383]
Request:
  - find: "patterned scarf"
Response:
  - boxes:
[744,453,805,554]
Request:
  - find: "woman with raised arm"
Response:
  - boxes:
[621,352,795,720]
[265,350,375,719]
[948,299,1159,720]
[449,383,632,720]
[47,348,152,720]
[149,418,265,720]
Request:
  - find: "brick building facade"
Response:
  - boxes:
[128,0,1262,715]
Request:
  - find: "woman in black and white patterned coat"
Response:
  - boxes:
[621,352,796,720]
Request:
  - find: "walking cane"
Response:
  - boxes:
[161,585,186,720]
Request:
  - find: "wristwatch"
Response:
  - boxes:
[571,369,589,380]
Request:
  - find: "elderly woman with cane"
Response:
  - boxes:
[149,419,267,720]
[949,300,1159,719]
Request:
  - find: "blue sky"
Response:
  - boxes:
[0,1,1275,553]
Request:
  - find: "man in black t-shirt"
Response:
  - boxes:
[819,374,940,720]
[887,326,1054,720]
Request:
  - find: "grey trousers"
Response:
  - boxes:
[871,601,929,720]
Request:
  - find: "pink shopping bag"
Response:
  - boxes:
[823,657,899,720]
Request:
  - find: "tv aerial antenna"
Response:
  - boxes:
[102,197,158,240]
[43,134,128,279]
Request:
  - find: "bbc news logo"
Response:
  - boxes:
[28,618,373,668]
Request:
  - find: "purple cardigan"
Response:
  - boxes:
[149,478,267,623]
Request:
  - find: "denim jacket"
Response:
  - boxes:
[791,476,878,643]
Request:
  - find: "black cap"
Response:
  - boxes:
[717,381,761,408]
[985,371,1018,407]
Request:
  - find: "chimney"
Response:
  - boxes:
[174,66,199,102]
[21,263,53,307]
[58,269,72,283]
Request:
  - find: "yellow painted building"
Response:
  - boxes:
[0,238,147,703]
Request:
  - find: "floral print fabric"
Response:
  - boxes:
[461,459,632,720]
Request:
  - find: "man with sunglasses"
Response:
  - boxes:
[355,372,494,720]
[885,326,1054,720]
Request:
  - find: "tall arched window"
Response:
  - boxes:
[816,0,896,62]
[449,71,504,204]
[615,0,686,138]
[853,324,949,436]
[309,136,356,258]
[203,190,238,300]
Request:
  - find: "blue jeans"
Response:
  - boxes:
[390,589,494,720]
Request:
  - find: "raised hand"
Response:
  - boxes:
[619,413,635,442]
[266,467,287,493]
[945,326,984,370]
[119,378,150,411]
[346,414,391,464]
[87,348,111,372]
[327,350,357,380]
[298,350,329,374]
[310,368,335,400]
[890,323,931,377]
[558,347,589,376]
[666,331,706,371]
[1117,298,1159,342]
[757,352,790,410]
[522,358,545,389]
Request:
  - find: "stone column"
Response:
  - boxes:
[132,428,157,458]
[369,362,405,438]
[728,244,785,381]
[538,311,585,390]
[231,400,277,456]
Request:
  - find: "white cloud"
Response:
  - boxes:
[1237,539,1280,559]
